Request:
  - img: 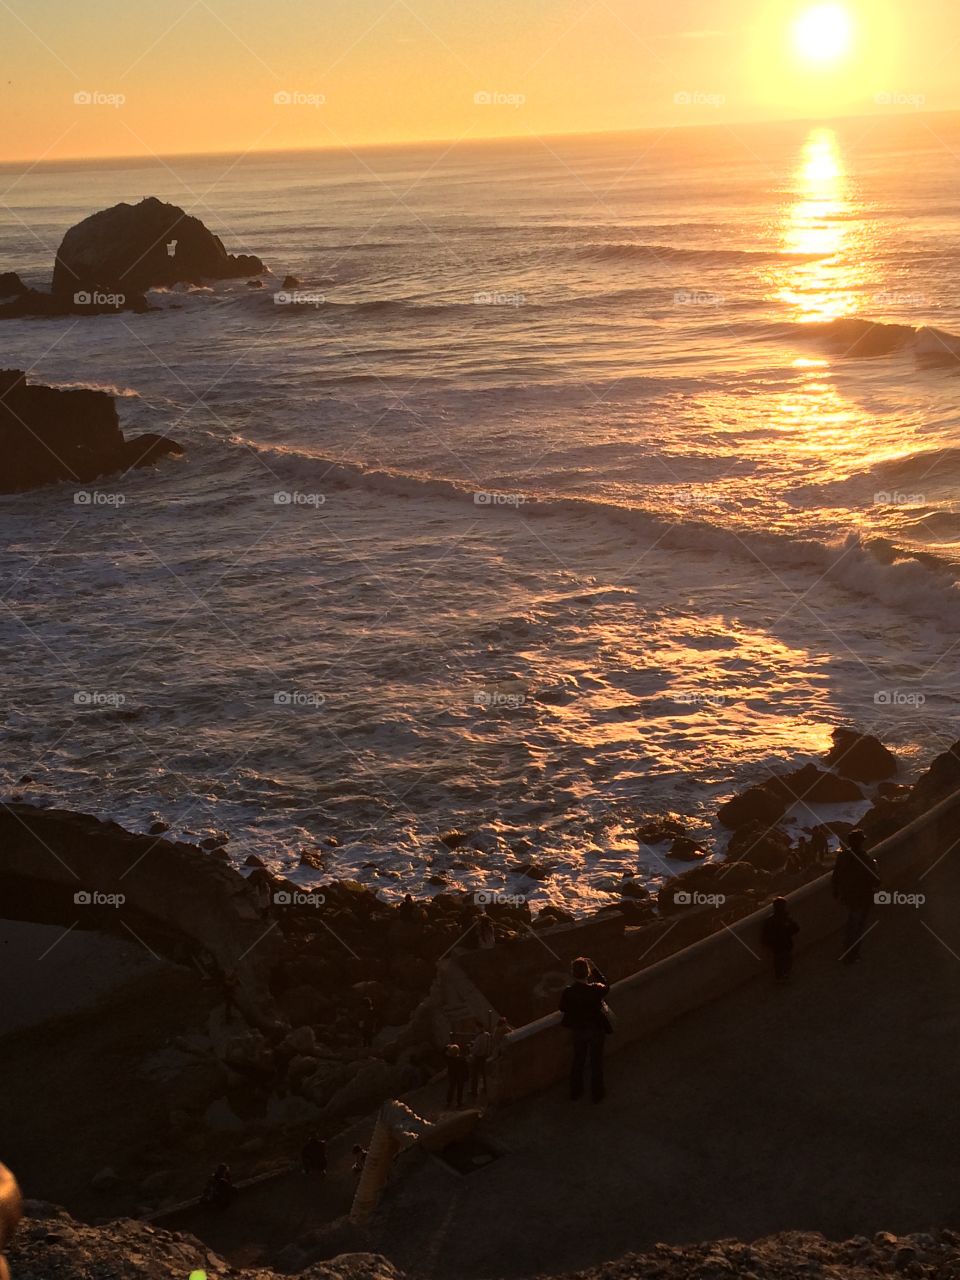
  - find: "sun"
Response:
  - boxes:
[792,4,854,65]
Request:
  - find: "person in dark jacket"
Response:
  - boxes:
[760,897,800,981]
[201,1163,237,1211]
[301,1133,327,1176]
[832,829,880,964]
[559,956,610,1102]
[445,1042,470,1108]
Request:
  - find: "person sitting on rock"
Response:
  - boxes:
[760,897,800,982]
[832,829,881,965]
[445,1042,470,1108]
[301,1133,327,1176]
[200,1163,237,1211]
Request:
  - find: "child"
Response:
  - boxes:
[761,897,800,982]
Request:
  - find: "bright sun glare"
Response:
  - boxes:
[792,4,854,65]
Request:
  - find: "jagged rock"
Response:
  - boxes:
[726,822,793,872]
[52,196,264,298]
[0,271,27,297]
[717,784,788,830]
[765,763,863,805]
[909,740,960,808]
[282,274,301,289]
[823,728,898,782]
[637,818,686,845]
[0,370,183,494]
[668,836,706,861]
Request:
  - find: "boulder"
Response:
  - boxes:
[765,763,863,805]
[717,784,787,830]
[726,821,792,872]
[668,836,706,861]
[823,728,898,782]
[52,196,265,298]
[909,741,960,809]
[0,370,183,494]
[0,272,27,298]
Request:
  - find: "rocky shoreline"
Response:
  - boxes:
[7,1200,960,1280]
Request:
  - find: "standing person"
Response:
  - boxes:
[444,1042,469,1108]
[760,897,800,982]
[358,997,376,1049]
[301,1133,327,1176]
[832,829,881,965]
[468,1019,493,1098]
[559,956,610,1103]
[200,1163,237,1211]
[477,911,496,949]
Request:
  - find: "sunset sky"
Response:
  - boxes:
[1,0,955,163]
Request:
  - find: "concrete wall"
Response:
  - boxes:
[497,791,960,1102]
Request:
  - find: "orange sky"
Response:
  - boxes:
[0,0,953,163]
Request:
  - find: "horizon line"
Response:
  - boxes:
[3,105,958,170]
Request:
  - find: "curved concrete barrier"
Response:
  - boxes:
[498,789,960,1102]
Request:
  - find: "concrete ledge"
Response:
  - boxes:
[498,790,960,1101]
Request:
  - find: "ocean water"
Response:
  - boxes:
[2,115,960,911]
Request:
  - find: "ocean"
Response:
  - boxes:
[2,113,959,911]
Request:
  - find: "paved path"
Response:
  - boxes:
[181,850,960,1277]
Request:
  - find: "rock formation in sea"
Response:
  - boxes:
[0,369,183,493]
[52,196,265,299]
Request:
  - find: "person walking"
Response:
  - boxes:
[559,956,610,1102]
[760,896,800,982]
[832,829,880,965]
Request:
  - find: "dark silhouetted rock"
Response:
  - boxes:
[717,784,788,830]
[726,821,792,872]
[52,196,264,298]
[765,763,863,805]
[823,728,898,782]
[668,836,706,861]
[0,272,27,298]
[0,370,183,494]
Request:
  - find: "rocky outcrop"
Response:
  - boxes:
[52,196,265,298]
[10,1200,960,1280]
[823,727,898,782]
[0,370,182,493]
